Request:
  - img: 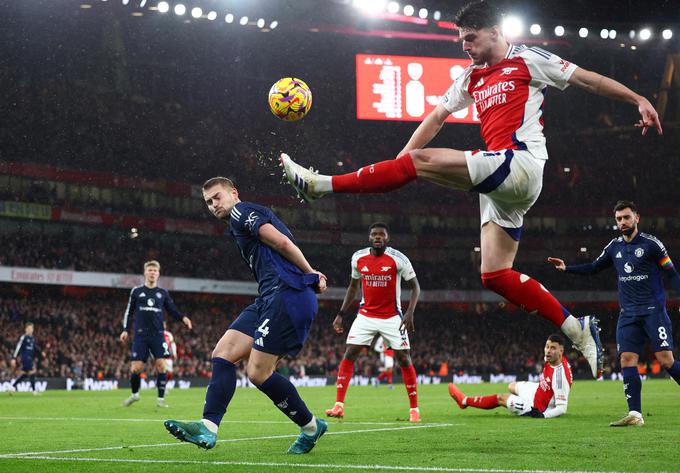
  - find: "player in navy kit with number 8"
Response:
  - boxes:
[548,200,680,426]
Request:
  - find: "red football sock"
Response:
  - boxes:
[481,268,569,327]
[335,358,354,403]
[377,371,387,382]
[386,369,393,385]
[401,365,418,408]
[465,395,500,409]
[332,154,417,193]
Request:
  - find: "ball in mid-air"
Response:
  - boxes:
[268,77,312,121]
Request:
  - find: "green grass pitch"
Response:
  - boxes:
[0,380,678,472]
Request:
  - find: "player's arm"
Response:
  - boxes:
[400,277,421,333]
[654,248,680,298]
[333,277,362,334]
[163,292,192,330]
[543,368,570,419]
[548,244,613,275]
[120,288,137,342]
[397,104,451,157]
[171,340,177,360]
[568,67,662,135]
[258,223,327,292]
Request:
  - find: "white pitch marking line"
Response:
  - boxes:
[0,456,631,473]
[0,416,415,426]
[0,423,454,458]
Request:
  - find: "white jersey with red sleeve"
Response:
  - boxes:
[533,355,573,417]
[440,44,578,160]
[351,247,416,319]
[163,330,177,359]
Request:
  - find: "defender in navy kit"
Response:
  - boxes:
[548,200,680,427]
[9,322,44,395]
[119,260,192,408]
[164,177,328,454]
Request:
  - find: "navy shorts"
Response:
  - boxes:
[229,286,318,357]
[21,356,33,372]
[131,333,170,362]
[617,309,674,354]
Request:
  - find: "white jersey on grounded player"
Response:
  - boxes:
[351,247,416,318]
[163,330,177,359]
[441,44,578,160]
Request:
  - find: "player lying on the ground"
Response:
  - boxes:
[281,0,664,379]
[548,200,680,427]
[326,223,422,422]
[164,177,328,454]
[448,334,571,418]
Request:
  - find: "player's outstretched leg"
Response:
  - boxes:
[448,383,500,410]
[481,269,603,377]
[280,153,417,202]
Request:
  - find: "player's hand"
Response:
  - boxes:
[547,257,566,271]
[400,312,415,333]
[10,359,16,369]
[332,315,344,334]
[182,316,193,330]
[521,407,545,418]
[635,97,662,136]
[119,331,129,343]
[312,271,327,294]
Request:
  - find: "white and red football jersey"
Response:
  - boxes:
[441,44,578,160]
[163,330,177,359]
[533,355,572,412]
[351,247,416,318]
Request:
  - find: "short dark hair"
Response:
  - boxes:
[454,0,502,30]
[202,176,235,190]
[369,222,389,233]
[613,200,637,214]
[547,334,565,346]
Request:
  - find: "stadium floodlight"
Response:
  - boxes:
[530,24,541,35]
[174,4,186,15]
[578,27,588,38]
[433,10,441,21]
[554,25,565,37]
[225,13,234,23]
[139,0,146,6]
[600,28,608,39]
[418,8,428,19]
[403,5,414,16]
[352,0,386,14]
[269,20,278,29]
[501,15,524,39]
[662,29,673,39]
[157,1,169,13]
[239,16,248,25]
[257,18,265,28]
[629,29,636,39]
[122,0,129,5]
[190,7,202,18]
[386,1,399,14]
[609,29,617,39]
[207,11,217,20]
[639,28,651,40]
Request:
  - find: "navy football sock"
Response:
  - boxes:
[157,372,167,398]
[256,372,313,427]
[130,373,141,394]
[29,374,36,392]
[202,358,237,427]
[666,360,680,385]
[12,374,27,387]
[622,366,642,413]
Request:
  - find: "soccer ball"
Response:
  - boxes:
[268,77,312,121]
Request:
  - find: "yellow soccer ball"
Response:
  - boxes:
[268,77,312,121]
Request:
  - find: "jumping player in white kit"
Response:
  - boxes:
[281,1,663,379]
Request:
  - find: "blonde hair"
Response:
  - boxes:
[144,260,161,270]
[202,176,235,190]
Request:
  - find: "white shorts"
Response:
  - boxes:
[164,359,174,372]
[380,353,395,369]
[346,314,410,350]
[506,381,538,416]
[465,149,545,232]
